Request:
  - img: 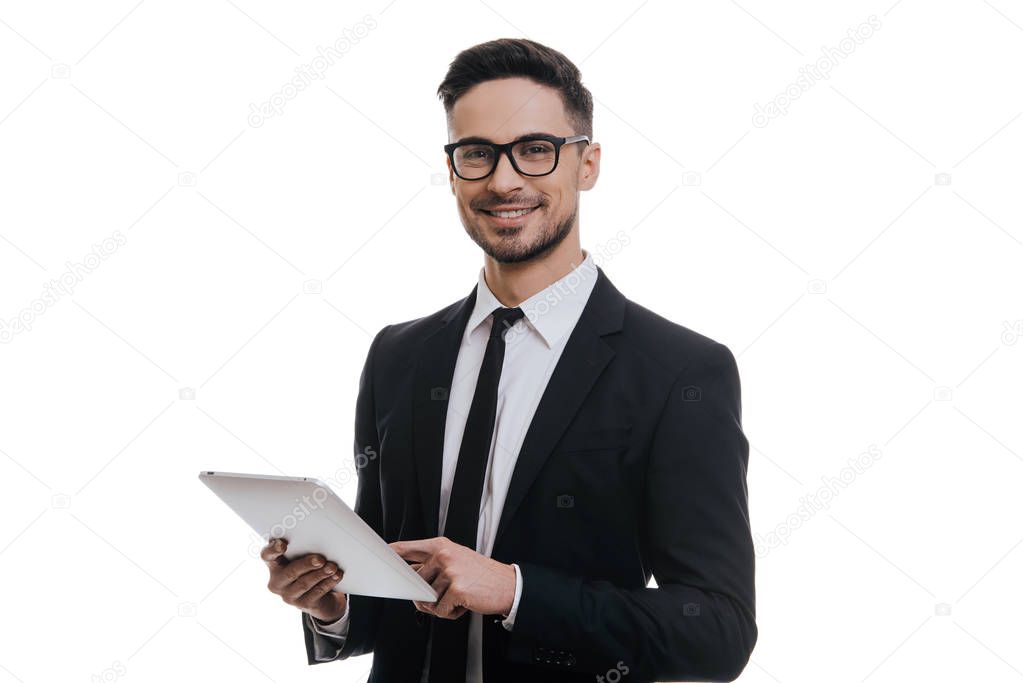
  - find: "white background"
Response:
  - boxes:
[1,1,1022,681]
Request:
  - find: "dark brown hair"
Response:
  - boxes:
[437,38,593,139]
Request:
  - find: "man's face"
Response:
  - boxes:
[446,76,599,264]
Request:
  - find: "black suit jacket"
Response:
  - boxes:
[303,265,757,682]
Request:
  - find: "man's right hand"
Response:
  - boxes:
[262,538,347,622]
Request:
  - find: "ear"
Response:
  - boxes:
[578,142,601,191]
[446,156,456,195]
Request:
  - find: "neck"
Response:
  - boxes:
[482,239,587,307]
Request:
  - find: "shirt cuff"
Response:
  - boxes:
[309,595,351,636]
[500,563,522,631]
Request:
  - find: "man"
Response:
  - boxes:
[262,38,757,682]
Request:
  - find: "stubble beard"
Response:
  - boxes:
[463,202,578,265]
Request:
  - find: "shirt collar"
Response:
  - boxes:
[465,249,598,349]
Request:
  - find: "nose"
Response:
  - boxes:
[486,149,524,195]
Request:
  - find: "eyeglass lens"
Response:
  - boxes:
[452,139,557,179]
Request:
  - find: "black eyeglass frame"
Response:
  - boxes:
[444,134,590,181]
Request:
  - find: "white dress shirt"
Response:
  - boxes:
[306,248,599,682]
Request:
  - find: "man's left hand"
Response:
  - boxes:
[389,537,515,620]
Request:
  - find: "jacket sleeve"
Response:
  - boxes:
[301,605,350,662]
[507,342,757,681]
[302,324,391,665]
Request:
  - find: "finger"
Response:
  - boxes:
[412,561,437,585]
[268,553,328,593]
[415,556,444,585]
[423,562,451,597]
[281,554,327,582]
[393,546,431,563]
[295,571,344,607]
[421,573,456,618]
[391,537,440,561]
[283,562,338,601]
[434,589,466,619]
[413,600,464,619]
[261,538,288,566]
[432,572,468,619]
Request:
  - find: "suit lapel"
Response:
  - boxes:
[412,284,477,539]
[493,267,625,551]
[411,267,627,548]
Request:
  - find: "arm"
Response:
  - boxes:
[507,343,757,681]
[302,324,391,665]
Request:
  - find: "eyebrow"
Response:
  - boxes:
[452,131,555,145]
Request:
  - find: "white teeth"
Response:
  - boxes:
[487,207,536,218]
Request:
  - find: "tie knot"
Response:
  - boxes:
[490,306,525,339]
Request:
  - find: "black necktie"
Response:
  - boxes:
[427,305,525,683]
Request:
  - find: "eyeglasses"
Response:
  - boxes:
[444,133,590,181]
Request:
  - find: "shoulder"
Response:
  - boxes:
[371,293,469,359]
[619,298,735,378]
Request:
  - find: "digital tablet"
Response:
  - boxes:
[199,471,438,602]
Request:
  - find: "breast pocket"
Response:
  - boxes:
[548,424,634,545]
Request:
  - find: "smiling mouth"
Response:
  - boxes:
[480,206,540,218]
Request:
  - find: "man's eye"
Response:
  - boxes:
[518,143,554,156]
